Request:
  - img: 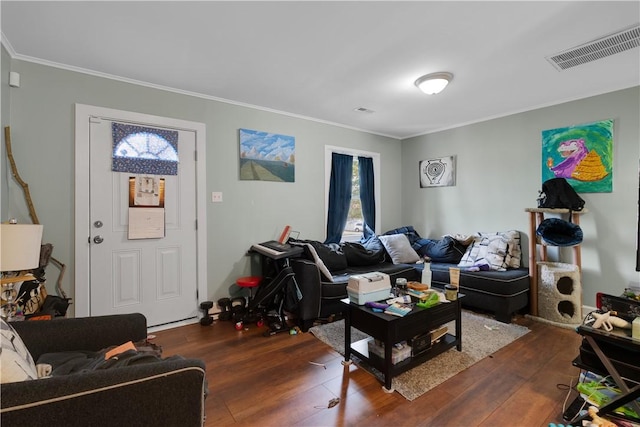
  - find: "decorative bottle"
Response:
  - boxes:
[422,261,432,287]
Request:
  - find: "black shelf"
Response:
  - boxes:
[563,386,640,424]
[350,334,457,378]
[342,296,462,390]
[567,322,640,425]
[573,355,640,387]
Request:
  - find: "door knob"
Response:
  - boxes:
[93,235,104,244]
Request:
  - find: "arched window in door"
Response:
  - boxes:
[111,122,179,175]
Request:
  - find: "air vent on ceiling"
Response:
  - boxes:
[546,24,640,71]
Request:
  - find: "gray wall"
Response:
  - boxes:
[402,87,640,306]
[3,52,639,315]
[2,58,404,315]
[1,45,11,219]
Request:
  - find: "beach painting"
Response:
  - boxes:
[239,128,295,182]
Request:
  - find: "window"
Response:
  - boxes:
[344,157,363,241]
[114,132,178,161]
[324,146,381,243]
[111,123,179,175]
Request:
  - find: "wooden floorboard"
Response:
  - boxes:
[153,313,583,426]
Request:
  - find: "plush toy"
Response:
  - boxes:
[591,311,631,331]
[587,406,616,427]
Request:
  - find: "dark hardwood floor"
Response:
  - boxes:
[154,313,583,427]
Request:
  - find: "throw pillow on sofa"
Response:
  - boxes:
[489,230,521,268]
[378,234,421,264]
[1,318,38,383]
[457,230,522,271]
[477,230,521,269]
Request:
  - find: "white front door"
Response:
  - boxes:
[75,105,207,328]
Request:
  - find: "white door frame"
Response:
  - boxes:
[74,104,207,322]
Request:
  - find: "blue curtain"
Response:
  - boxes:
[325,153,353,244]
[359,156,375,238]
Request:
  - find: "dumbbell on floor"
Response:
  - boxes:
[199,301,214,326]
[217,298,232,321]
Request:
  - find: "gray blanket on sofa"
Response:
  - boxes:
[36,342,180,376]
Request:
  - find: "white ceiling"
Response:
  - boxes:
[2,1,639,139]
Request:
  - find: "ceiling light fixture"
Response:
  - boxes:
[414,72,453,95]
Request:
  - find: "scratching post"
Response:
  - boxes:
[537,262,582,324]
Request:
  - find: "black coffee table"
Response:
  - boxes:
[341,295,463,392]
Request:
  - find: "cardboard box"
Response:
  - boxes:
[347,272,391,305]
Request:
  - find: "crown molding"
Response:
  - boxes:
[1,32,17,57]
[1,35,399,140]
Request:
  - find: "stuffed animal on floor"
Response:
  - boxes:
[587,406,616,427]
[591,311,631,331]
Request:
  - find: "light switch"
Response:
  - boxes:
[211,192,223,203]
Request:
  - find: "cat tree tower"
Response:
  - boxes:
[526,207,587,325]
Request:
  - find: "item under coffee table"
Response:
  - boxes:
[341,295,463,392]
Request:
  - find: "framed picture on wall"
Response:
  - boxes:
[239,128,295,182]
[419,156,456,188]
[541,119,613,193]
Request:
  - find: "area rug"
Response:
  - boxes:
[309,310,530,401]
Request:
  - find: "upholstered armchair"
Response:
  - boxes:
[1,313,207,427]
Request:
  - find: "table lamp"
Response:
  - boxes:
[1,222,44,320]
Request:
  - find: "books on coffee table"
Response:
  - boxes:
[384,303,412,317]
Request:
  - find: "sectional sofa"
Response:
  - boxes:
[290,232,422,331]
[290,226,530,330]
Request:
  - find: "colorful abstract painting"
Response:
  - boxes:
[542,119,613,193]
[239,128,295,182]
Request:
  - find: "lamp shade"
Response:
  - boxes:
[415,72,453,95]
[0,224,43,272]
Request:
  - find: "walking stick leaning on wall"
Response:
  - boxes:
[4,126,68,300]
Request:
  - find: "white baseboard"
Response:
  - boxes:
[527,305,597,330]
[148,317,199,333]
